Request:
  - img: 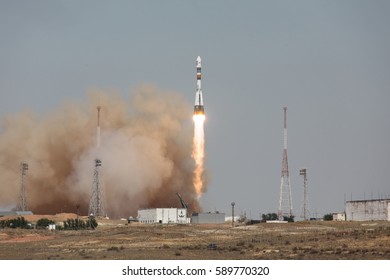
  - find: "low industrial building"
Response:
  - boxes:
[0,211,33,217]
[332,213,346,221]
[191,212,225,224]
[137,208,188,224]
[225,215,242,222]
[345,199,390,221]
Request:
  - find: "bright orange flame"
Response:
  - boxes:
[192,113,205,198]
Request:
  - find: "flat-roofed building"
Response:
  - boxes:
[346,199,390,221]
[137,208,188,224]
[191,212,225,224]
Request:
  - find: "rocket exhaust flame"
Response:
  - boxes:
[192,113,205,198]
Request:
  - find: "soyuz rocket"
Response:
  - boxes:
[194,56,204,115]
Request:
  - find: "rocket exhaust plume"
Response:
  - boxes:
[0,86,201,217]
[192,56,206,198]
[192,114,205,197]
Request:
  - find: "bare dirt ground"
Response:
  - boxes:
[0,216,389,260]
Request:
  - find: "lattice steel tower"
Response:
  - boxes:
[88,159,104,217]
[18,162,29,211]
[300,168,310,220]
[88,106,105,217]
[278,107,293,220]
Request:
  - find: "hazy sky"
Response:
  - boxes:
[1,0,389,218]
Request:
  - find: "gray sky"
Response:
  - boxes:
[1,0,389,218]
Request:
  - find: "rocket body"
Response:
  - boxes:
[194,56,204,114]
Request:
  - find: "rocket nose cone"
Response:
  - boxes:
[196,56,201,63]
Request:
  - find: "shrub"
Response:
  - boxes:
[283,216,295,222]
[323,214,333,221]
[107,246,120,252]
[36,218,55,229]
[86,217,98,229]
[62,218,92,230]
[261,213,278,221]
[0,217,30,229]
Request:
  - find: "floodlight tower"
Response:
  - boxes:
[300,168,310,220]
[278,107,293,221]
[18,162,29,211]
[88,159,104,217]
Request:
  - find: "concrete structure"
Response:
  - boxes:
[345,199,390,221]
[191,212,225,224]
[138,208,188,224]
[332,213,346,221]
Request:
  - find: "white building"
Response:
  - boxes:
[192,212,225,224]
[332,213,346,221]
[137,208,188,224]
[225,215,242,222]
[345,199,390,221]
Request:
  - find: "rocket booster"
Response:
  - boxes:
[194,56,204,115]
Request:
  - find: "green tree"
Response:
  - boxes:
[0,217,29,228]
[283,216,295,222]
[323,213,333,221]
[87,217,98,229]
[59,217,97,230]
[261,213,278,221]
[36,218,55,229]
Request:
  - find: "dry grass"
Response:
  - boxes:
[0,218,389,260]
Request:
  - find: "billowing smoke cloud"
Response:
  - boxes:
[0,85,202,217]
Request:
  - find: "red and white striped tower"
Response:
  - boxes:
[278,107,293,221]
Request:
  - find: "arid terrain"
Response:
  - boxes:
[0,215,389,260]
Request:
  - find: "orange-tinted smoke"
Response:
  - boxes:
[0,85,202,217]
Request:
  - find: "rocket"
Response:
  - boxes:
[194,56,204,115]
